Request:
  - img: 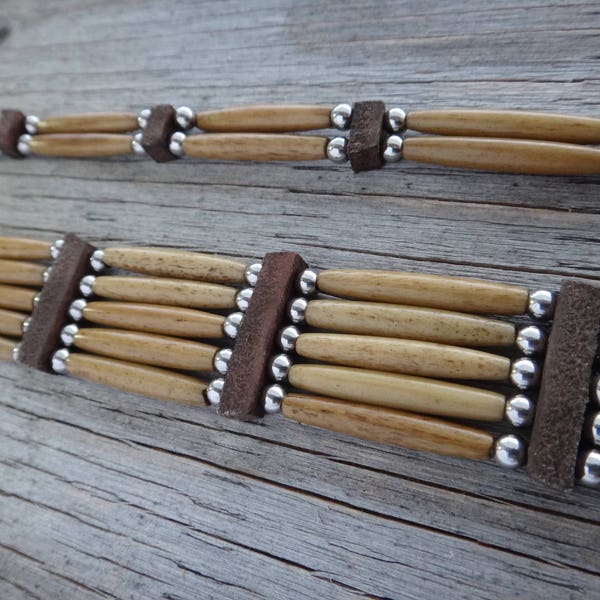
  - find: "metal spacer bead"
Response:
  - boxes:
[223,312,244,339]
[279,325,300,352]
[515,325,546,356]
[326,137,348,163]
[298,268,318,296]
[330,103,352,130]
[205,377,225,406]
[270,353,292,382]
[504,394,535,428]
[384,107,407,133]
[50,238,64,260]
[245,263,262,287]
[17,134,32,157]
[289,297,308,324]
[169,131,186,157]
[69,298,87,322]
[175,106,196,131]
[264,384,285,414]
[42,267,53,283]
[585,412,600,447]
[235,288,254,312]
[592,374,600,408]
[79,275,96,298]
[578,449,600,487]
[494,434,526,469]
[25,115,40,135]
[21,317,31,334]
[90,249,106,273]
[510,357,541,390]
[213,347,233,376]
[528,289,556,320]
[60,323,79,347]
[51,348,70,375]
[383,135,403,163]
[12,343,20,363]
[32,292,41,307]
[131,132,146,156]
[137,108,152,130]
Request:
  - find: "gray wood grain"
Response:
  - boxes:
[1,1,600,598]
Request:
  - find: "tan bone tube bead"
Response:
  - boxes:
[37,112,139,134]
[406,110,600,145]
[0,284,38,311]
[288,364,506,421]
[102,247,247,284]
[66,353,207,406]
[0,259,45,287]
[196,104,332,133]
[91,276,237,309]
[0,236,51,260]
[305,300,516,347]
[183,133,328,161]
[295,334,511,380]
[29,134,133,158]
[282,393,494,460]
[72,328,218,371]
[80,302,226,339]
[0,336,17,361]
[0,308,27,338]
[317,270,528,315]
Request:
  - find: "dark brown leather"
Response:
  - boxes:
[348,100,386,173]
[141,104,180,163]
[0,110,26,158]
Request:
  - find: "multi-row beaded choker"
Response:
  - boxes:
[2,102,600,174]
[1,234,599,491]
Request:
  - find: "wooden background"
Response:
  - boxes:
[1,1,600,598]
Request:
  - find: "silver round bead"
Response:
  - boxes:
[586,413,600,446]
[60,323,79,347]
[175,106,196,131]
[298,268,318,296]
[223,312,244,339]
[69,298,87,322]
[32,292,41,307]
[592,374,600,408]
[578,450,600,487]
[25,115,40,135]
[17,134,32,156]
[330,103,352,130]
[385,107,406,133]
[205,377,225,406]
[50,238,64,260]
[213,348,233,375]
[245,263,262,287]
[504,394,535,428]
[235,288,254,312]
[21,317,31,334]
[12,343,20,363]
[383,135,403,163]
[137,108,152,130]
[90,249,106,272]
[42,267,53,283]
[279,325,300,352]
[51,348,70,375]
[494,434,526,469]
[510,357,540,390]
[528,289,556,320]
[289,297,308,324]
[79,275,96,298]
[264,384,285,414]
[326,137,348,163]
[271,353,292,382]
[169,131,186,157]
[131,132,145,156]
[516,325,546,356]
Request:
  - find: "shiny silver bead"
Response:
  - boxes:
[578,450,600,487]
[385,107,406,133]
[42,267,53,283]
[289,297,308,324]
[213,348,233,375]
[90,249,106,272]
[298,268,318,296]
[592,374,600,408]
[264,384,285,414]
[330,103,352,130]
[205,377,225,406]
[51,348,70,375]
[69,298,87,322]
[137,108,152,130]
[510,357,540,390]
[21,317,31,334]
[33,292,41,307]
[50,238,64,260]
[79,275,96,298]
[494,434,526,469]
[245,263,262,287]
[326,137,348,163]
[12,343,20,363]
[383,135,403,163]
[17,134,32,156]
[60,323,79,347]
[235,288,254,312]
[223,312,244,339]
[504,394,535,428]
[25,115,40,135]
[169,131,186,157]
[515,325,546,356]
[175,106,196,131]
[528,289,556,320]
[271,353,292,382]
[279,325,300,352]
[131,132,145,156]
[586,413,600,446]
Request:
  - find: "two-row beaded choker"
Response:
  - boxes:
[1,234,599,491]
[2,102,600,174]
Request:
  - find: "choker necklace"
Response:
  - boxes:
[2,102,600,175]
[1,233,599,492]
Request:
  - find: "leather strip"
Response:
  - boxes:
[0,110,26,158]
[348,100,386,173]
[141,104,180,163]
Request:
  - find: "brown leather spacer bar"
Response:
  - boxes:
[219,252,307,420]
[347,100,386,173]
[527,280,600,490]
[18,233,95,372]
[0,110,27,158]
[141,104,180,163]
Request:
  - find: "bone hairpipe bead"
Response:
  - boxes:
[295,334,511,380]
[288,364,506,421]
[29,134,133,157]
[196,104,332,132]
[402,137,600,176]
[183,134,328,161]
[0,259,46,287]
[304,300,516,346]
[100,247,247,284]
[282,393,494,460]
[0,308,26,338]
[36,112,139,134]
[88,276,237,309]
[405,110,600,145]
[68,327,218,371]
[316,270,528,315]
[0,284,38,311]
[65,353,207,405]
[0,336,16,361]
[78,301,225,338]
[0,236,51,260]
